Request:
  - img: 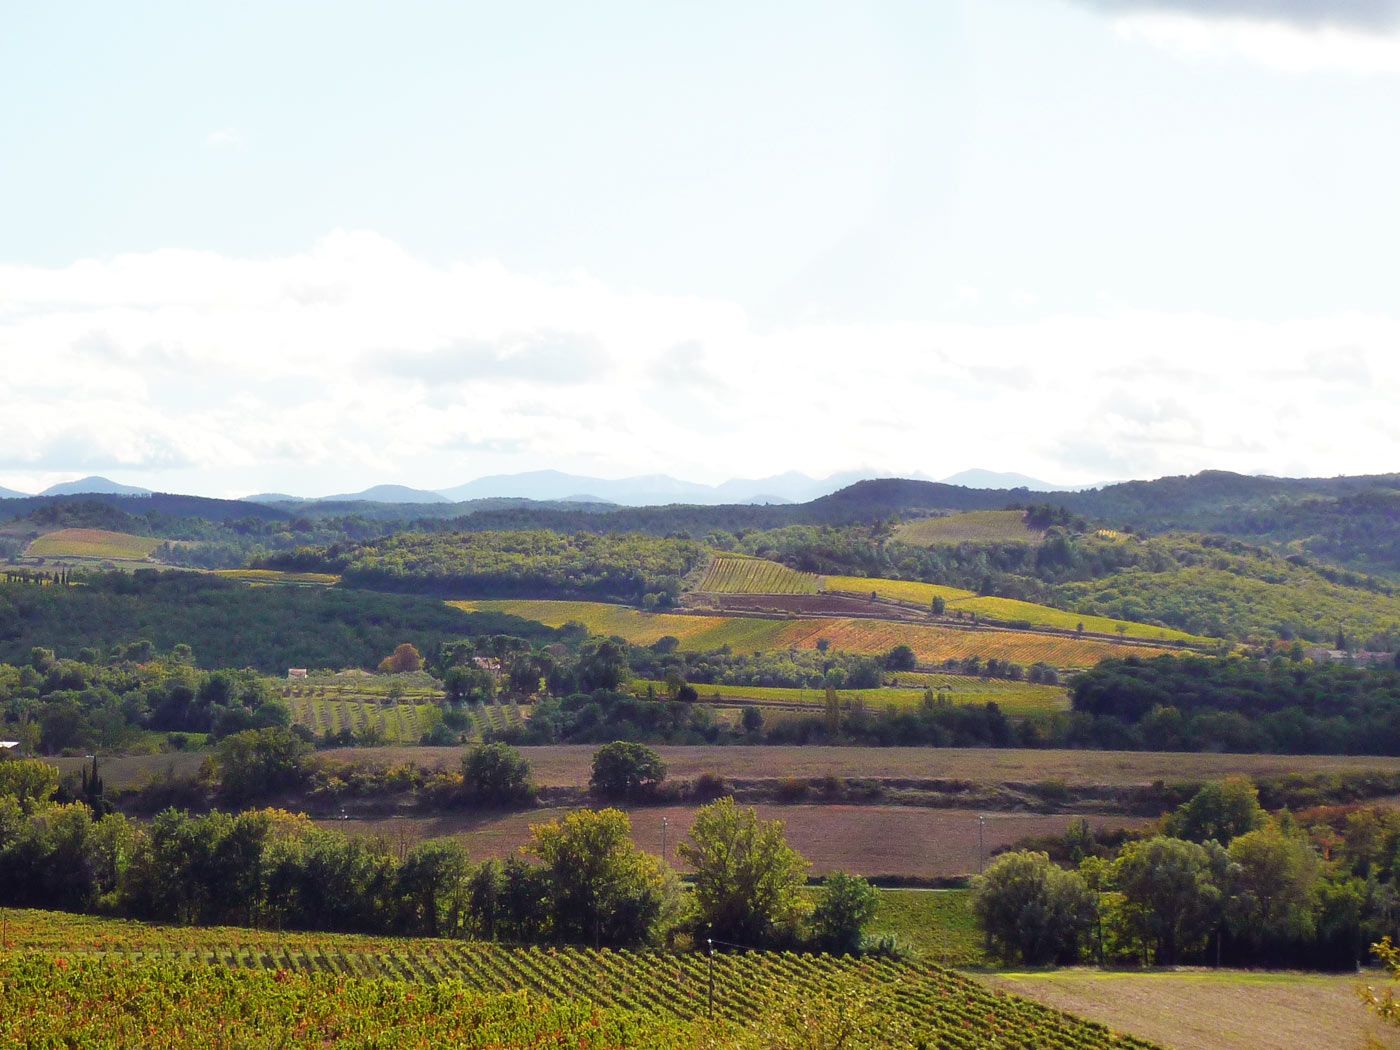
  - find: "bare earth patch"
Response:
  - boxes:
[319,744,1400,789]
[982,969,1400,1050]
[324,803,1150,878]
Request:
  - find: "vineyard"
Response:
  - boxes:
[630,678,1070,717]
[448,599,796,651]
[894,510,1044,546]
[24,527,161,561]
[213,568,341,586]
[0,910,1159,1049]
[697,556,819,595]
[284,694,525,743]
[823,575,1209,645]
[452,600,1169,668]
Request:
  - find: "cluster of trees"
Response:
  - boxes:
[0,646,286,753]
[267,530,709,606]
[0,755,878,954]
[628,644,888,692]
[0,571,561,673]
[974,778,1400,969]
[1072,656,1400,755]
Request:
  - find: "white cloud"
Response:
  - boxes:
[0,231,1396,495]
[204,127,245,149]
[1112,12,1400,73]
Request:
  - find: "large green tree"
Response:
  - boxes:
[972,850,1095,965]
[527,808,678,947]
[679,798,810,947]
[1112,836,1222,964]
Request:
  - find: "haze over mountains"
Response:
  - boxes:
[0,469,1073,506]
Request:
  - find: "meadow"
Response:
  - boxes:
[894,510,1044,546]
[984,969,1400,1050]
[629,677,1070,717]
[24,527,161,561]
[0,909,1160,1049]
[696,555,819,594]
[864,888,985,967]
[451,599,1171,667]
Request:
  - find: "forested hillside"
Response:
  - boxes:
[0,573,557,671]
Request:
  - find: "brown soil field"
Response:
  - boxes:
[322,803,1151,879]
[983,969,1400,1050]
[46,745,1400,796]
[315,745,1400,790]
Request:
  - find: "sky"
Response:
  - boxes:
[2,0,1399,498]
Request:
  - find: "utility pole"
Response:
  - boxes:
[978,815,987,873]
[661,817,668,863]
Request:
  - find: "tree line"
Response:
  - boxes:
[974,777,1400,970]
[0,747,880,956]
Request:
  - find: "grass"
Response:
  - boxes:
[213,568,341,586]
[865,888,986,967]
[24,528,161,561]
[822,575,1212,646]
[628,678,1070,717]
[451,599,1175,667]
[982,968,1400,1050]
[894,510,1043,546]
[696,555,819,594]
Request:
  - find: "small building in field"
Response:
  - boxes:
[472,657,502,676]
[287,668,309,680]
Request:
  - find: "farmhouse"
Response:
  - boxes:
[287,668,308,679]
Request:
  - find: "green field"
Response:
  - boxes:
[0,908,1159,1049]
[697,555,819,594]
[823,575,1211,645]
[25,528,161,561]
[630,677,1069,717]
[894,510,1043,546]
[868,888,986,967]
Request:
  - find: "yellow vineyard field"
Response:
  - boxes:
[25,528,161,561]
[823,575,1209,645]
[696,555,818,594]
[453,599,1167,667]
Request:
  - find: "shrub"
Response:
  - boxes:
[462,743,534,806]
[590,742,667,802]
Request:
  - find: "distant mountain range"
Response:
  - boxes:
[236,468,1073,507]
[40,476,153,497]
[0,468,1086,505]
